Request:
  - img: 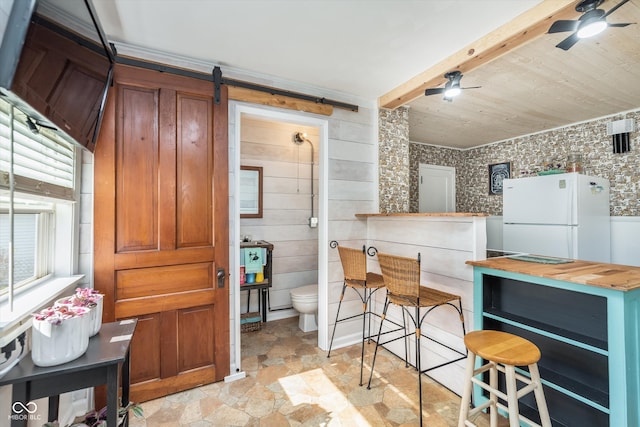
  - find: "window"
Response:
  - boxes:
[0,97,77,311]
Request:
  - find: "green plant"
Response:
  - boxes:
[42,402,143,427]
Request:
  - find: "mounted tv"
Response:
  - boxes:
[0,0,113,152]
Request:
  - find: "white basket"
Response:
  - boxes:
[31,310,90,367]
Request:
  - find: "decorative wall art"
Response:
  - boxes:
[488,162,511,195]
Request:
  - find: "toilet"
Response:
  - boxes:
[290,284,318,332]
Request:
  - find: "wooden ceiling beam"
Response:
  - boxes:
[228,86,334,116]
[379,0,580,110]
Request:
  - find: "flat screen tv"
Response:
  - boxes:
[0,0,113,152]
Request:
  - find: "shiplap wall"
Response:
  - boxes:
[239,117,320,313]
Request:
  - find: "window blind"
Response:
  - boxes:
[0,98,75,200]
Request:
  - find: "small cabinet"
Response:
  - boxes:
[240,240,273,323]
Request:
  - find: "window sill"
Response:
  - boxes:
[0,275,85,346]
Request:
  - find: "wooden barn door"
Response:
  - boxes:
[94,64,229,402]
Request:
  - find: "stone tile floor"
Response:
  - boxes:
[129,317,505,426]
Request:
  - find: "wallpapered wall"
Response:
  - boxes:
[402,109,640,216]
[379,108,410,213]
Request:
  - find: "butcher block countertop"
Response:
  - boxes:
[467,257,640,291]
[355,212,488,218]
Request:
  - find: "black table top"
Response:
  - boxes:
[0,320,137,386]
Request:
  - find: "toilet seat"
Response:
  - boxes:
[291,284,318,299]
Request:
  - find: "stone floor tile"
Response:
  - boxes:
[130,317,505,426]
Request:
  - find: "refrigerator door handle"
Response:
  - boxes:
[568,177,574,226]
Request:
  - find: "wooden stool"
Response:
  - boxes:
[458,330,552,427]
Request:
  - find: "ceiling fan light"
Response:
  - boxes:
[444,86,461,98]
[577,19,607,38]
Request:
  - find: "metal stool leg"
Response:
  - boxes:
[359,290,367,385]
[402,309,409,368]
[415,305,423,427]
[327,283,347,358]
[367,296,390,389]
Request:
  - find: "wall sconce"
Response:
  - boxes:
[607,118,635,154]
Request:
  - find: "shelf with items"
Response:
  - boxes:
[239,240,274,323]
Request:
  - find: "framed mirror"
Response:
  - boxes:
[239,166,263,218]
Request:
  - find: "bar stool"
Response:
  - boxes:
[458,330,552,427]
[367,252,467,427]
[327,241,388,385]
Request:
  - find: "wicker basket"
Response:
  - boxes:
[241,312,262,332]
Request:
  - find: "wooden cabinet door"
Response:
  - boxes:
[94,64,229,403]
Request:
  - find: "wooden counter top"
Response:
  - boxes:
[467,257,640,291]
[355,212,488,218]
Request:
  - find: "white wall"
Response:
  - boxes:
[611,217,640,267]
[485,215,503,250]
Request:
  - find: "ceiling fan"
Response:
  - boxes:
[548,0,634,51]
[24,116,58,134]
[424,71,480,102]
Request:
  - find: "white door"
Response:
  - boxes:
[419,164,455,212]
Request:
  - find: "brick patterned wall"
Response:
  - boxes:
[405,109,640,216]
[379,107,410,213]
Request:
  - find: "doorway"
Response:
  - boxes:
[228,104,329,378]
[419,163,456,212]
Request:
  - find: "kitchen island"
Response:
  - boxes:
[466,256,640,427]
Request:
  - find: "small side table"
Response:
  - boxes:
[0,319,137,427]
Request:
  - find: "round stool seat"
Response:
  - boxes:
[464,330,541,366]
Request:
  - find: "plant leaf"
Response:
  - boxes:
[130,404,144,418]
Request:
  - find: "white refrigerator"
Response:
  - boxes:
[502,173,611,262]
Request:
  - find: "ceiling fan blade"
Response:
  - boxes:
[34,120,58,131]
[603,0,629,18]
[556,33,580,50]
[461,86,482,90]
[608,22,634,28]
[425,87,445,96]
[548,20,580,33]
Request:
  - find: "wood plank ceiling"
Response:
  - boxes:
[383,0,640,149]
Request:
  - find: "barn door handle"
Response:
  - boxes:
[217,268,225,288]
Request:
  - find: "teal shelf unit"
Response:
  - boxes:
[471,266,640,427]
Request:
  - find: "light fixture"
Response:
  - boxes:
[293,132,308,144]
[577,17,607,38]
[607,118,635,154]
[444,85,461,98]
